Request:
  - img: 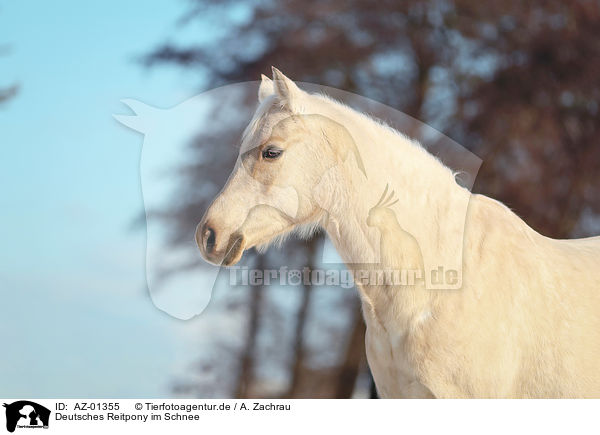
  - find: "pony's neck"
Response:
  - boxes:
[311,96,470,317]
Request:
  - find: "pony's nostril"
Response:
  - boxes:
[204,226,216,253]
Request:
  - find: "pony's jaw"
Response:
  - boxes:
[195,208,299,267]
[196,226,295,267]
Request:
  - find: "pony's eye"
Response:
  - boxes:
[262,147,283,160]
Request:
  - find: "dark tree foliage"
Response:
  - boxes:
[450,0,600,237]
[146,0,600,398]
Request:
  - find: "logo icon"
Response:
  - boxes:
[3,401,50,433]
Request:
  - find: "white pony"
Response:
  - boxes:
[197,68,600,398]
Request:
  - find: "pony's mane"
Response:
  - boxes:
[311,92,455,176]
[315,93,463,193]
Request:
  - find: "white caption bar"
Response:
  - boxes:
[0,399,596,435]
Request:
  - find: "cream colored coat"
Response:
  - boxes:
[198,68,600,398]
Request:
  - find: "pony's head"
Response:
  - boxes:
[196,68,363,266]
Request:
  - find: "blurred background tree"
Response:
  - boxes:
[0,83,17,104]
[144,0,600,398]
[0,45,18,105]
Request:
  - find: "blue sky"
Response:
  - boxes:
[0,0,214,397]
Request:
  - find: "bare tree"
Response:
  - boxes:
[147,0,600,398]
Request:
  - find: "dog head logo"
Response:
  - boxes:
[3,401,50,432]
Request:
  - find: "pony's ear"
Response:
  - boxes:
[258,74,274,102]
[272,67,302,105]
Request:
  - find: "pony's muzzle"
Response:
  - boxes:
[195,220,246,266]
